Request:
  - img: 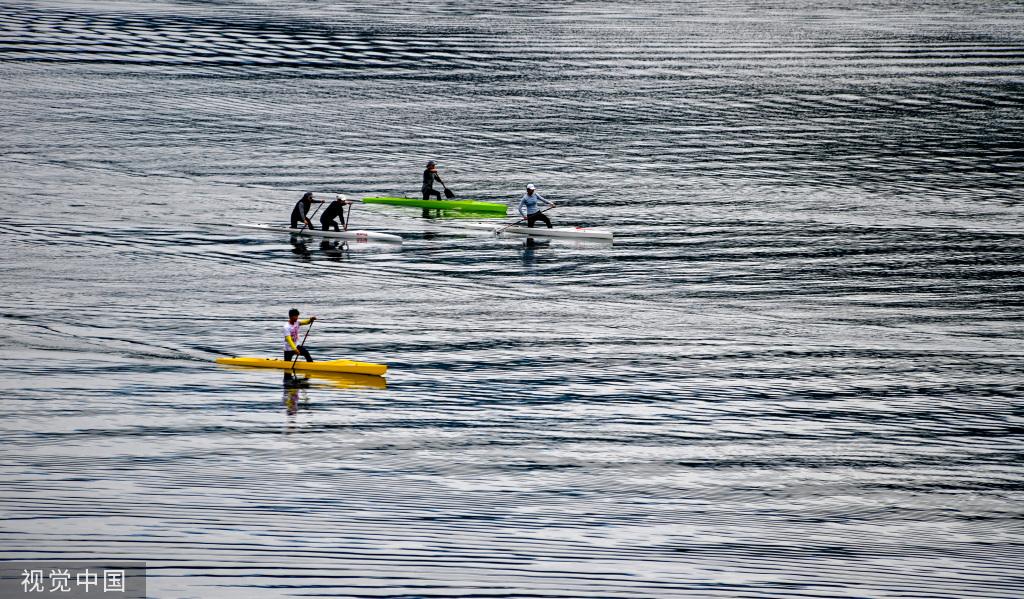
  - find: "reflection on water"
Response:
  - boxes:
[1,0,1022,597]
[520,237,549,267]
[289,237,353,260]
[289,237,311,259]
[282,384,308,416]
[319,239,348,261]
[422,209,507,220]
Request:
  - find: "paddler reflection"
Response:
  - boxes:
[289,237,311,259]
[283,385,309,415]
[521,237,549,266]
[319,239,348,260]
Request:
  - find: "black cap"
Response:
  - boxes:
[288,308,300,317]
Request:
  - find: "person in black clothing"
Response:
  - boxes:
[422,160,445,201]
[290,192,324,229]
[320,194,352,231]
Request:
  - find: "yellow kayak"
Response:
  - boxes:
[216,363,387,389]
[215,357,387,377]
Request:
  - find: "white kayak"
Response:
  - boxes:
[456,222,613,241]
[239,223,403,243]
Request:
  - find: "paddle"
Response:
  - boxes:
[496,205,557,234]
[344,199,353,231]
[433,171,454,198]
[290,317,316,371]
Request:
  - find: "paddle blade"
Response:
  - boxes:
[443,187,455,199]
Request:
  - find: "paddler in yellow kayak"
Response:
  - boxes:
[284,308,317,362]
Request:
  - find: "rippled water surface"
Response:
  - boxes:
[2,1,1023,597]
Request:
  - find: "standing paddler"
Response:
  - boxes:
[290,192,325,229]
[320,194,352,231]
[517,183,556,228]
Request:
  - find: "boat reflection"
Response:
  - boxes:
[421,208,507,220]
[297,369,387,389]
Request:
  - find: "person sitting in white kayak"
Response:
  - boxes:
[320,194,352,232]
[517,183,556,228]
[284,308,317,362]
[291,192,324,229]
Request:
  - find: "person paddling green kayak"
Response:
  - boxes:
[517,183,556,228]
[422,160,448,201]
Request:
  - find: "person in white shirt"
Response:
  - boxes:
[517,183,556,228]
[283,308,317,362]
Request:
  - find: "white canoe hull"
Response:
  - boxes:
[457,222,613,241]
[239,223,403,243]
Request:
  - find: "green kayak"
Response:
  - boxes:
[361,197,508,213]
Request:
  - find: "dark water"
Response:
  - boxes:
[2,1,1023,597]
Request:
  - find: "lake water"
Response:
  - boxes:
[1,1,1022,597]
